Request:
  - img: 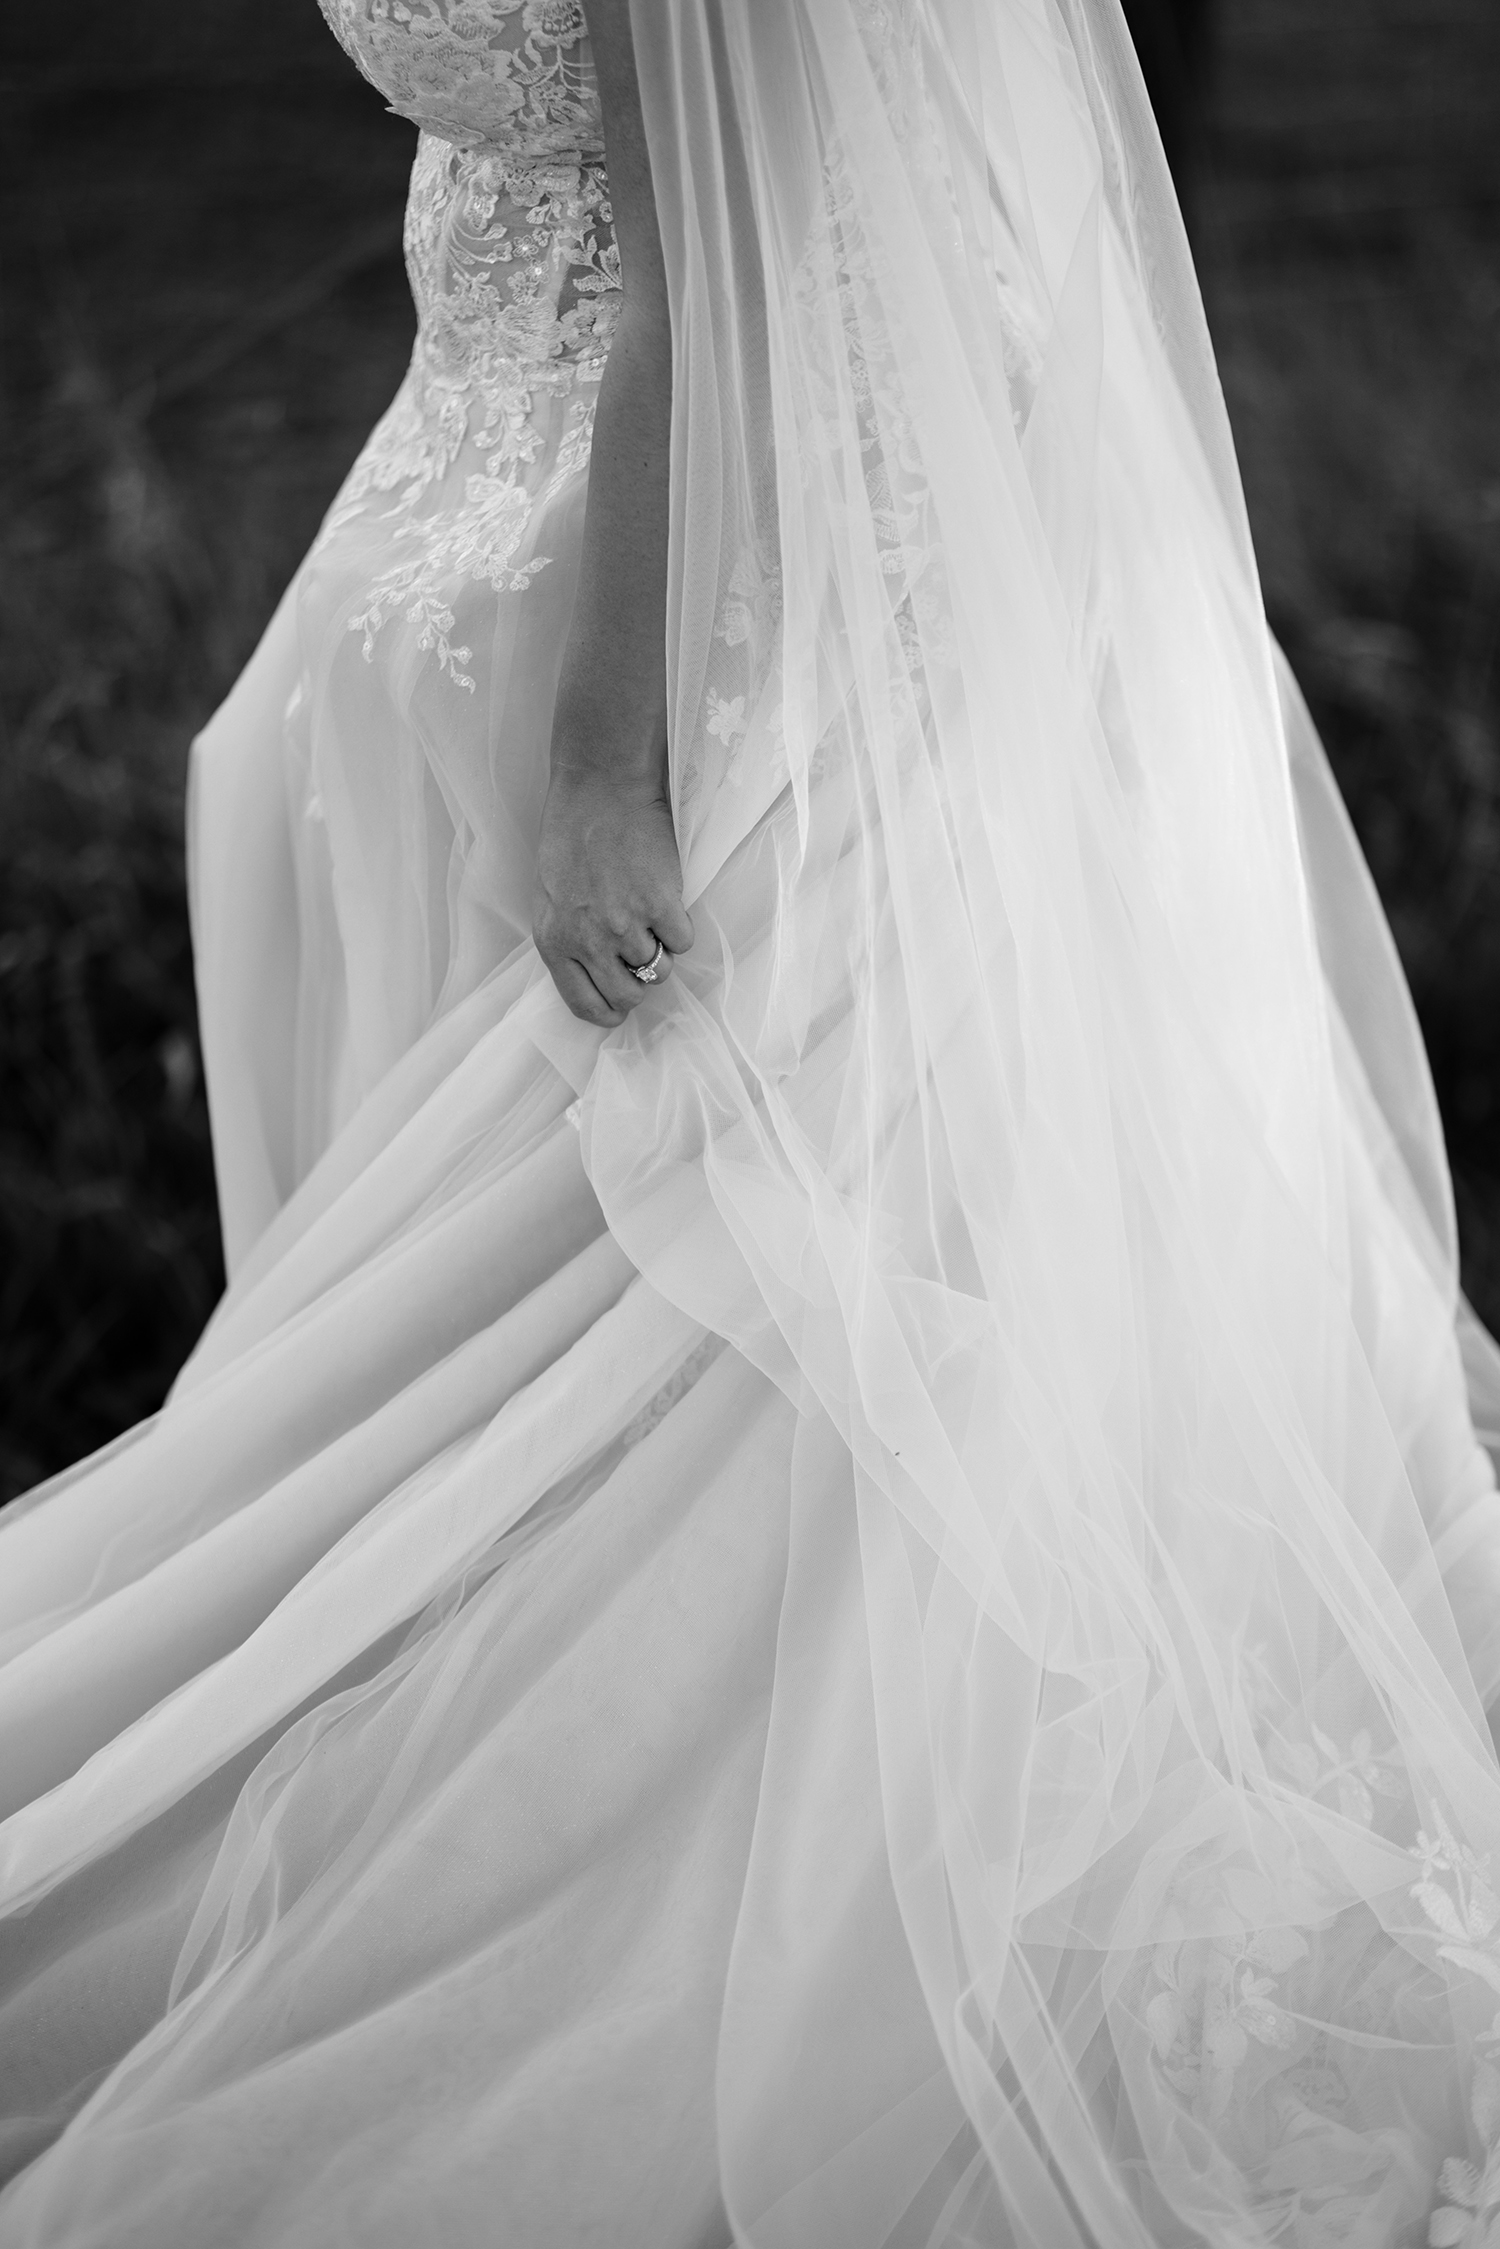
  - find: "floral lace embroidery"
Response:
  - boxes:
[1411,1817,1500,2246]
[1410,1810,1500,2019]
[317,0,599,158]
[1145,1920,1306,2124]
[1132,1648,1500,2244]
[1430,2063,1500,2247]
[780,0,1048,705]
[1268,1723,1409,1829]
[311,1,619,688]
[706,550,782,768]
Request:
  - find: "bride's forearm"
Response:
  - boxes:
[533,291,690,1029]
[550,299,673,786]
[551,0,673,792]
[531,1,691,1031]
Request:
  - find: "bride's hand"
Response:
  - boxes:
[532,8,682,1031]
[532,765,695,1027]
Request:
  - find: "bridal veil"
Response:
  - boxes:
[607,0,1500,2236]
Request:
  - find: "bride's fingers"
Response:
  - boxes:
[588,944,655,1013]
[655,897,695,957]
[620,928,674,984]
[551,957,624,1029]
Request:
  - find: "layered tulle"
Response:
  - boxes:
[3,0,1500,2242]
[605,0,1500,2236]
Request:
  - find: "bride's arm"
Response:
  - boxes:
[531,0,694,1027]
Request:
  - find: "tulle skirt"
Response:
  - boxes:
[0,434,784,2241]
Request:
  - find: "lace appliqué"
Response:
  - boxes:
[311,0,618,689]
[1145,1919,1306,2125]
[1131,1655,1500,2246]
[1407,1812,1500,2248]
[318,0,598,159]
[708,551,782,769]
[316,140,619,690]
[1431,2061,1500,2247]
[1135,1843,1399,2243]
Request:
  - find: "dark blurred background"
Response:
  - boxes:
[0,0,1497,1499]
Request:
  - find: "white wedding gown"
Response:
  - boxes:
[5,4,1500,2243]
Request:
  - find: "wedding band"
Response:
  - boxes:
[631,940,667,984]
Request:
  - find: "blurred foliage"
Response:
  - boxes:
[0,0,1497,1498]
[1202,0,1500,1319]
[0,40,414,1497]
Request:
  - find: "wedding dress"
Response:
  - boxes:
[6,2,1500,2242]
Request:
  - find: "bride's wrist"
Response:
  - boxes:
[546,727,667,795]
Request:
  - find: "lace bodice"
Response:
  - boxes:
[316,0,602,158]
[310,0,619,689]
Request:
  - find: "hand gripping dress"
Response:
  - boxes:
[5,4,1500,2245]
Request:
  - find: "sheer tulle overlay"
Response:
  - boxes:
[5,2,1500,2243]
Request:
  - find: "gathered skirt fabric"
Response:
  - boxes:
[0,434,1493,2249]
